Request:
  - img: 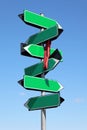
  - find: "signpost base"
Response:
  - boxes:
[41,108,46,130]
[41,91,46,130]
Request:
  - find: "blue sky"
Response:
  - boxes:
[0,0,87,130]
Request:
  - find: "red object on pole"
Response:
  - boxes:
[44,40,51,69]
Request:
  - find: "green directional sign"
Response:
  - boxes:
[26,26,58,45]
[24,10,57,28]
[21,43,63,61]
[24,75,63,93]
[24,93,64,111]
[25,58,60,77]
[24,44,55,58]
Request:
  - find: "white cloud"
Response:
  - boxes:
[19,92,26,96]
[74,97,85,104]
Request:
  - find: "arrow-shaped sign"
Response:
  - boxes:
[24,75,63,93]
[25,58,60,77]
[19,10,63,31]
[18,76,63,93]
[21,43,54,58]
[25,26,58,45]
[24,93,64,111]
[24,44,54,58]
[21,43,63,60]
[24,10,58,28]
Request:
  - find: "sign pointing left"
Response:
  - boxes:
[24,44,55,58]
[24,93,64,111]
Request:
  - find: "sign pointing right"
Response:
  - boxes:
[24,75,63,93]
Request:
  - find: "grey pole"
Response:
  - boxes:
[40,13,46,130]
[41,90,46,130]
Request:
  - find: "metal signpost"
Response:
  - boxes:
[18,10,64,130]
